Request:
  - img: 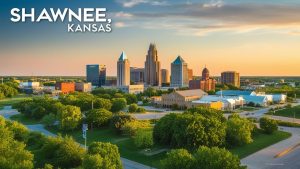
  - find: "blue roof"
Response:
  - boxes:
[216,90,255,96]
[118,51,127,61]
[172,56,185,64]
[243,95,267,104]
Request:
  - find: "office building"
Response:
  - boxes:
[99,65,106,87]
[86,64,100,86]
[55,82,75,94]
[171,56,189,88]
[117,51,130,86]
[75,82,92,92]
[130,67,144,84]
[188,69,193,81]
[221,71,240,87]
[118,85,144,94]
[161,69,170,84]
[144,43,161,86]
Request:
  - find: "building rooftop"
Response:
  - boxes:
[176,89,207,97]
[216,90,256,96]
[172,56,186,65]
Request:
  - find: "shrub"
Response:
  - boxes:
[226,114,254,146]
[260,117,278,134]
[128,104,138,113]
[42,114,56,127]
[134,129,154,149]
[161,149,194,169]
[111,113,136,133]
[121,120,151,136]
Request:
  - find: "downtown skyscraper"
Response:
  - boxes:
[144,43,161,86]
[171,56,189,88]
[117,51,130,86]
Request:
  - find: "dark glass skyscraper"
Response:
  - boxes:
[86,64,100,86]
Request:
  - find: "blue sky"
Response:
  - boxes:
[0,0,300,76]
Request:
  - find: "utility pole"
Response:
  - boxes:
[82,124,88,150]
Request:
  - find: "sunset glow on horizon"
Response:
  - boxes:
[1,0,300,76]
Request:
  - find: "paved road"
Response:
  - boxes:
[0,107,151,169]
[242,127,300,169]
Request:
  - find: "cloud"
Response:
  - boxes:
[116,0,168,8]
[115,11,133,18]
[117,2,300,36]
[114,22,128,28]
[203,0,224,8]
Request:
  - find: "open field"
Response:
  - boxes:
[229,130,291,158]
[267,105,300,119]
[0,94,31,109]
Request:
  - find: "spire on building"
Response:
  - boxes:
[118,51,127,61]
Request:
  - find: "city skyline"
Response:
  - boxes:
[1,0,300,76]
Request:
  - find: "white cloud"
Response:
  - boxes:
[203,0,224,8]
[115,22,128,28]
[116,0,168,8]
[115,11,133,18]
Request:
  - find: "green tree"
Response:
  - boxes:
[161,149,194,169]
[57,105,82,131]
[86,108,113,128]
[0,118,34,169]
[128,104,138,113]
[83,154,104,169]
[260,117,278,134]
[87,142,123,169]
[39,136,85,168]
[134,129,153,149]
[111,113,136,133]
[94,98,112,110]
[111,98,127,113]
[124,94,138,104]
[41,113,57,127]
[193,146,245,169]
[226,114,254,146]
[5,120,30,142]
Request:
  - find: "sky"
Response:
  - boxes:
[0,0,300,76]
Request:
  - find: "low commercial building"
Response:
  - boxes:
[192,95,244,111]
[243,95,268,107]
[55,82,75,94]
[117,85,144,94]
[158,89,207,109]
[216,90,256,96]
[75,82,92,92]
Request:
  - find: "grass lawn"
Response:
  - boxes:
[229,130,291,158]
[266,105,300,119]
[47,127,166,168]
[0,94,32,109]
[10,114,41,125]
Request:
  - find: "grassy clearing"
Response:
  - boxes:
[10,114,41,125]
[0,94,31,109]
[229,130,291,158]
[267,105,300,119]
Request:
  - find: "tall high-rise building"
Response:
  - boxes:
[130,67,144,84]
[99,65,106,87]
[171,56,189,88]
[188,69,193,81]
[117,51,130,86]
[161,69,170,84]
[221,71,240,87]
[144,43,161,86]
[86,64,100,86]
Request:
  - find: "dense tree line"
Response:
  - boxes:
[154,107,257,150]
